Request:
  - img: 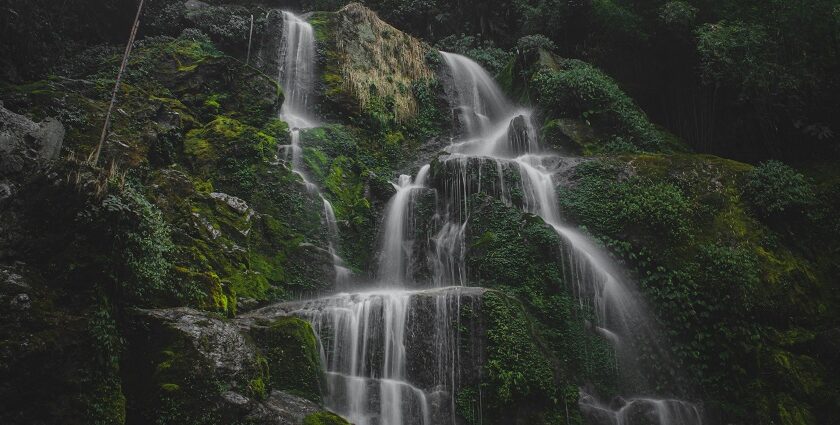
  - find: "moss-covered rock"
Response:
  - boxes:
[248,317,323,402]
[556,153,839,423]
[124,308,269,424]
[302,411,350,425]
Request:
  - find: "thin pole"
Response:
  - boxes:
[89,0,145,165]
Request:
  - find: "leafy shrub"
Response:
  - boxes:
[436,34,511,76]
[102,185,176,304]
[483,292,556,407]
[590,0,647,43]
[743,160,815,219]
[516,34,556,54]
[696,21,774,98]
[532,60,663,151]
[558,160,692,248]
[659,1,698,29]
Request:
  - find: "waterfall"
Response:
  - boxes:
[251,286,485,425]
[278,11,317,130]
[272,13,469,425]
[437,52,702,424]
[269,11,700,423]
[276,11,348,287]
[378,165,430,285]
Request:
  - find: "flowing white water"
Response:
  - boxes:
[274,13,458,425]
[251,286,485,425]
[276,11,348,287]
[378,165,430,285]
[436,52,701,424]
[270,15,700,422]
[278,11,317,129]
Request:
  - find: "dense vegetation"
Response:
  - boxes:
[1,1,839,425]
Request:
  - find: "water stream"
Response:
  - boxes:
[276,11,350,287]
[434,52,702,424]
[271,10,701,424]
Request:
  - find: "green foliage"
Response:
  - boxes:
[302,411,350,425]
[482,291,556,410]
[558,154,836,422]
[558,159,693,249]
[249,317,323,402]
[436,34,512,76]
[460,191,618,417]
[516,34,556,54]
[696,21,774,96]
[658,1,698,29]
[743,161,815,220]
[85,183,179,306]
[532,59,664,152]
[590,0,647,43]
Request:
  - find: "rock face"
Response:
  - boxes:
[311,3,436,121]
[541,118,595,155]
[0,104,64,173]
[124,307,337,425]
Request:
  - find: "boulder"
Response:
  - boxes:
[124,307,338,424]
[0,104,64,173]
[541,118,595,155]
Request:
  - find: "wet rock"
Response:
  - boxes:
[237,296,260,312]
[222,390,250,406]
[247,316,323,403]
[184,0,209,10]
[124,307,266,423]
[506,114,533,155]
[9,293,30,311]
[542,118,595,155]
[125,307,341,424]
[211,191,255,220]
[250,391,323,425]
[0,105,64,173]
[0,182,13,202]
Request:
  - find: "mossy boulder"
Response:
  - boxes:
[248,317,324,402]
[124,307,269,424]
[541,118,597,155]
[302,411,350,425]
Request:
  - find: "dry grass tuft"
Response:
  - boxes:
[334,3,434,121]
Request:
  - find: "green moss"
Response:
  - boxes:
[161,383,181,392]
[481,291,558,421]
[303,411,350,425]
[184,131,215,163]
[250,317,323,402]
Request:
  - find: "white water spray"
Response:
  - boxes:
[276,11,348,287]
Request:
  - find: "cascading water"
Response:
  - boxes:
[271,13,471,425]
[433,52,702,424]
[276,11,350,287]
[270,11,699,423]
[378,165,430,285]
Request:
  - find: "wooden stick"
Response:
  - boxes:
[89,0,145,165]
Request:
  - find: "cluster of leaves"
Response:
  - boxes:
[743,160,816,220]
[435,34,512,76]
[558,160,692,249]
[515,34,556,55]
[481,291,558,420]
[457,190,619,418]
[532,60,665,152]
[557,156,838,422]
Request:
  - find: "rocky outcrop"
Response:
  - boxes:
[311,3,436,121]
[124,307,337,425]
[0,103,64,174]
[541,118,596,155]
